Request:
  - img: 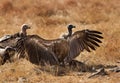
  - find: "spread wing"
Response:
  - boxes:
[0,34,20,48]
[16,35,59,65]
[64,29,103,63]
[0,35,12,42]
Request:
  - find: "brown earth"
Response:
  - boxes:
[0,0,120,82]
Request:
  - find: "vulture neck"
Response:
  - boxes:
[21,28,27,36]
[0,48,6,55]
[68,28,72,37]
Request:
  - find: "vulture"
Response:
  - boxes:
[0,24,31,48]
[0,24,59,65]
[15,25,103,65]
[60,24,76,39]
[0,46,15,65]
[12,24,31,38]
[0,24,31,63]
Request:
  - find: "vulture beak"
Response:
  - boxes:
[27,26,31,29]
[21,24,31,30]
[73,26,76,28]
[68,24,76,29]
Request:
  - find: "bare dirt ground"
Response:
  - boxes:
[0,0,120,83]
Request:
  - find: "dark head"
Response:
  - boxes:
[67,24,76,29]
[67,24,76,36]
[5,46,16,55]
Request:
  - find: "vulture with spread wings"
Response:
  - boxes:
[16,25,103,65]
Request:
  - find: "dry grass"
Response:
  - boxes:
[0,59,119,83]
[0,0,120,82]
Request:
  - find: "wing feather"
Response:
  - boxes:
[86,38,100,47]
[64,29,103,63]
[87,30,102,34]
[16,35,59,65]
[84,41,96,50]
[82,40,91,52]
[87,35,102,43]
[88,33,103,39]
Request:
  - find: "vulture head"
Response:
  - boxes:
[67,24,76,36]
[67,24,76,29]
[0,46,16,65]
[21,24,31,30]
[20,24,31,36]
[60,24,76,39]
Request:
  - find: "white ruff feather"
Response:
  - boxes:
[59,32,68,39]
[0,48,5,56]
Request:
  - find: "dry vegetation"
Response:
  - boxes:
[0,0,120,82]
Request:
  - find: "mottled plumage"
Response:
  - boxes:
[0,46,15,65]
[0,24,31,64]
[16,28,103,65]
[0,24,30,48]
